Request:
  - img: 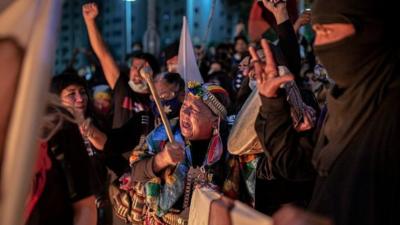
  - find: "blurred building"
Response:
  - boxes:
[158,0,239,47]
[54,0,88,74]
[54,0,239,74]
[157,0,187,47]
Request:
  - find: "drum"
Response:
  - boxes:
[228,89,264,155]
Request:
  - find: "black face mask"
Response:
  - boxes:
[314,23,386,89]
[150,96,182,119]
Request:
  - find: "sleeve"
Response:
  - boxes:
[255,94,316,181]
[113,74,130,97]
[104,152,130,177]
[103,115,143,154]
[276,20,301,77]
[54,124,94,202]
[130,157,158,182]
[111,74,131,129]
[90,117,130,177]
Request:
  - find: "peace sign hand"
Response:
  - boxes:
[249,39,294,98]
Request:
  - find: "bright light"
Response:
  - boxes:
[124,0,136,2]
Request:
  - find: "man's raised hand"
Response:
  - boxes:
[82,3,99,22]
[249,39,293,98]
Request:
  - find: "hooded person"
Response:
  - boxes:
[266,0,400,224]
[308,0,400,224]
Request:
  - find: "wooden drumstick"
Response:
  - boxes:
[140,66,175,143]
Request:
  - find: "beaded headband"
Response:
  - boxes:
[94,92,111,101]
[187,81,228,120]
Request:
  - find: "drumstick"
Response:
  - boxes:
[140,66,175,143]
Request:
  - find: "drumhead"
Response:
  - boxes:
[228,89,263,155]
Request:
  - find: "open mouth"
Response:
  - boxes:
[181,120,192,130]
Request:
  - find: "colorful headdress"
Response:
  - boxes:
[187,81,229,120]
[93,84,112,101]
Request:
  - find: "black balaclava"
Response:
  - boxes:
[311,0,400,175]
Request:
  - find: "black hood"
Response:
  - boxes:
[311,0,400,175]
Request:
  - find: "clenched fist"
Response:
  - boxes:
[153,142,185,173]
[294,10,311,32]
[161,142,185,166]
[82,2,99,22]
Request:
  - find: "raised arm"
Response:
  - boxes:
[293,10,311,34]
[261,0,289,25]
[79,118,107,150]
[82,3,120,89]
[261,0,301,77]
[250,40,316,180]
[102,115,143,154]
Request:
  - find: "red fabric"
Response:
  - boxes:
[248,0,271,41]
[248,0,299,41]
[207,133,223,166]
[24,141,52,221]
[208,88,229,99]
[122,96,146,112]
[122,96,134,110]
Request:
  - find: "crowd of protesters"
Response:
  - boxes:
[25,0,400,225]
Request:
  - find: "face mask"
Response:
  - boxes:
[234,53,242,61]
[313,24,382,88]
[313,36,355,87]
[249,78,257,90]
[128,80,149,94]
[150,96,182,119]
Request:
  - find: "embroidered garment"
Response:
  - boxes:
[223,154,260,207]
[130,118,227,219]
